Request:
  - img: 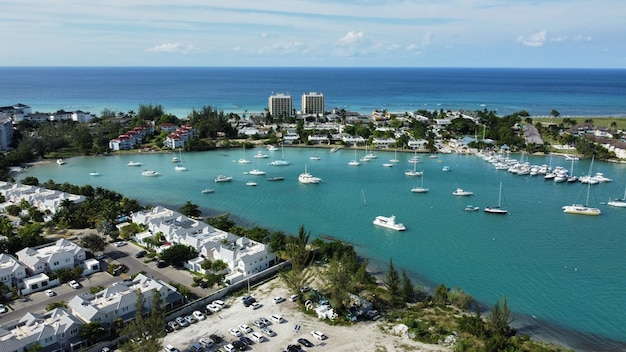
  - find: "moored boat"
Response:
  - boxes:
[127,161,143,167]
[453,188,474,196]
[298,165,321,184]
[373,215,406,231]
[214,175,232,183]
[56,158,65,165]
[202,188,215,194]
[141,170,160,177]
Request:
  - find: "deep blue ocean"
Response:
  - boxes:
[1,67,626,117]
[4,67,626,351]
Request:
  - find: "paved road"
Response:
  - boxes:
[1,241,210,324]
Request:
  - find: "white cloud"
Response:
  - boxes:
[573,35,593,42]
[146,42,196,54]
[516,30,547,47]
[337,31,366,46]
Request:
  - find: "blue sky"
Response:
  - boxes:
[1,0,624,68]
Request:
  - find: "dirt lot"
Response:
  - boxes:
[162,278,451,352]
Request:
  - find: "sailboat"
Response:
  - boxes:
[411,173,428,193]
[484,182,507,214]
[563,157,601,215]
[248,157,266,175]
[360,145,372,162]
[389,148,400,163]
[174,148,187,171]
[348,148,360,166]
[298,165,321,184]
[268,141,290,166]
[404,161,422,176]
[238,144,250,164]
[607,184,626,208]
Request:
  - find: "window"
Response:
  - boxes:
[53,261,59,266]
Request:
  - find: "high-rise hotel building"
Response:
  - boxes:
[302,92,324,115]
[268,93,293,117]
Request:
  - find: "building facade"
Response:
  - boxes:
[302,92,324,115]
[268,93,292,117]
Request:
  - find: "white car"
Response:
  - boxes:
[273,296,285,304]
[0,304,7,313]
[44,289,56,297]
[207,304,221,313]
[238,324,252,333]
[251,302,262,310]
[199,337,214,348]
[289,294,298,302]
[213,299,225,306]
[193,310,206,321]
[270,314,285,323]
[311,330,328,340]
[228,327,242,337]
[68,280,81,289]
[223,344,235,352]
[184,315,196,324]
[114,241,127,247]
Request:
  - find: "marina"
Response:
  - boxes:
[15,144,626,349]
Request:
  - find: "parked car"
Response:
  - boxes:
[223,344,235,352]
[167,320,180,330]
[199,337,214,348]
[184,315,196,324]
[238,324,252,333]
[175,316,189,327]
[0,304,8,313]
[193,310,206,321]
[165,324,174,334]
[119,264,129,273]
[300,286,311,293]
[239,336,253,345]
[287,345,303,352]
[258,317,270,326]
[135,250,147,258]
[229,327,242,337]
[164,344,180,352]
[44,289,56,297]
[199,281,209,288]
[190,343,203,352]
[251,302,262,310]
[289,294,299,302]
[310,330,327,340]
[95,253,106,260]
[213,299,225,307]
[114,241,127,247]
[252,319,265,328]
[207,304,221,313]
[242,297,256,307]
[68,280,81,289]
[297,338,314,347]
[232,340,247,351]
[209,334,222,343]
[261,327,276,337]
[250,332,265,343]
[273,296,285,304]
[156,260,168,268]
[270,314,285,323]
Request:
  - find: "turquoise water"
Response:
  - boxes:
[18,149,626,350]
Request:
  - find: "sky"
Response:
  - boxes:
[1,0,624,68]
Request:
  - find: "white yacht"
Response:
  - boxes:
[254,151,269,158]
[89,171,101,176]
[56,158,65,165]
[607,185,626,208]
[246,181,257,187]
[298,166,321,184]
[266,145,279,151]
[453,188,474,196]
[214,175,233,183]
[562,204,601,216]
[404,162,422,176]
[127,161,143,167]
[141,170,160,177]
[174,164,187,171]
[202,188,215,194]
[248,169,267,176]
[373,215,406,231]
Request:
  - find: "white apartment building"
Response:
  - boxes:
[268,93,293,117]
[0,253,27,291]
[67,273,182,329]
[16,239,86,275]
[302,92,324,115]
[131,206,276,284]
[0,183,85,215]
[0,308,86,352]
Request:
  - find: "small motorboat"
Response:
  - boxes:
[202,189,215,194]
[464,205,479,211]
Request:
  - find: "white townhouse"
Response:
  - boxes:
[131,207,276,284]
[408,139,429,150]
[0,308,86,352]
[0,253,27,292]
[16,239,86,276]
[1,183,85,215]
[307,135,330,144]
[372,137,396,149]
[67,273,182,329]
[341,135,367,146]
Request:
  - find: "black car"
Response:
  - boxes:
[120,264,129,273]
[243,297,256,307]
[165,324,174,333]
[156,260,168,268]
[199,281,209,289]
[239,336,253,345]
[232,340,247,351]
[135,250,147,258]
[287,344,304,352]
[297,338,314,347]
[209,334,222,344]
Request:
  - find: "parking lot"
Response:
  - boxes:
[162,279,449,352]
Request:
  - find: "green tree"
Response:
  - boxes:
[79,233,107,254]
[433,284,449,305]
[206,214,236,231]
[21,176,39,186]
[159,244,197,267]
[400,270,415,303]
[383,258,400,305]
[46,300,67,311]
[80,321,105,344]
[487,296,513,337]
[550,109,560,118]
[179,201,201,218]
